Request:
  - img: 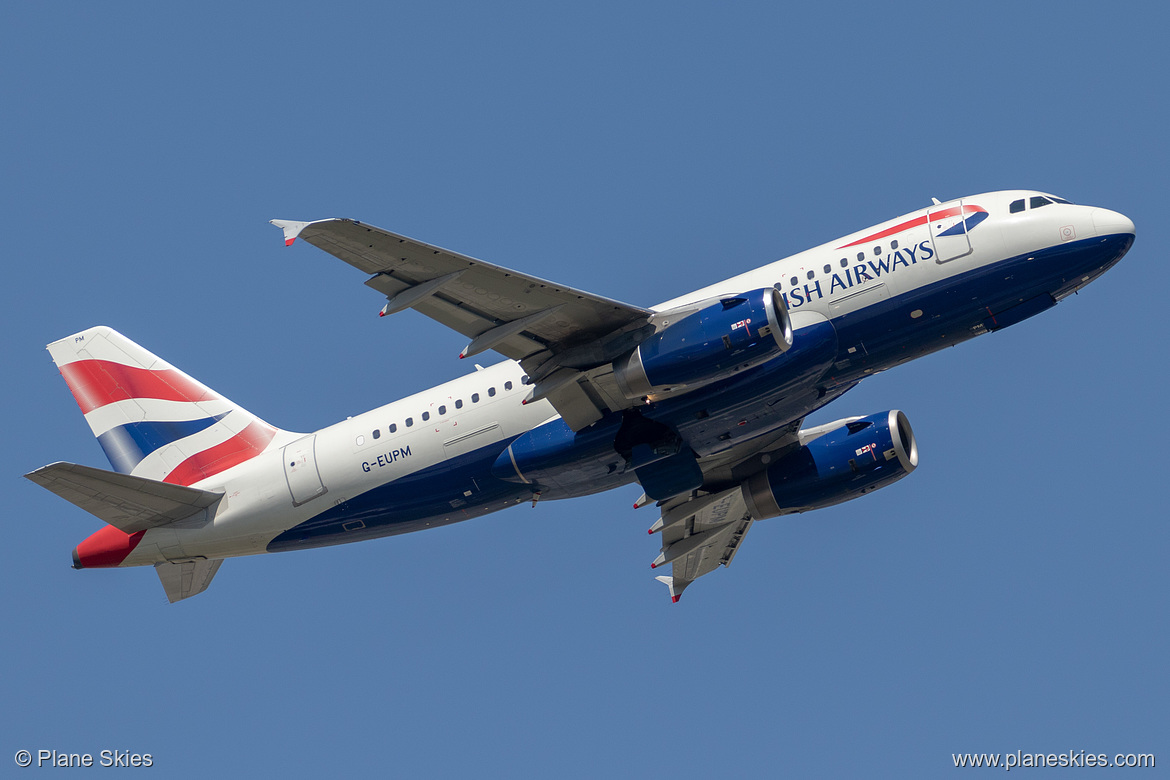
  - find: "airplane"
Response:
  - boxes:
[25,190,1135,603]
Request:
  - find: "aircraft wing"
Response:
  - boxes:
[648,486,755,602]
[25,462,222,534]
[641,412,868,601]
[272,218,654,429]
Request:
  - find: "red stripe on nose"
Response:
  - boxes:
[73,525,146,569]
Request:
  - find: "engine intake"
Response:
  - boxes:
[613,288,793,399]
[741,410,918,518]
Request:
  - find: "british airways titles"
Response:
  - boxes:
[780,239,935,309]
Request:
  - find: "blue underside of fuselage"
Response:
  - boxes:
[825,231,1133,383]
[267,231,1132,554]
[266,438,539,553]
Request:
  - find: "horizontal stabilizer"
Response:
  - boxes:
[25,461,222,534]
[156,558,223,603]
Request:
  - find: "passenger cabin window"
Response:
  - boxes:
[455,399,463,409]
[789,276,797,286]
[472,393,480,403]
[389,423,397,433]
[1030,196,1053,209]
[505,381,513,391]
[405,417,413,427]
[438,405,446,415]
[873,245,881,255]
[823,264,831,274]
[806,270,814,280]
[372,429,380,440]
[891,240,899,250]
[488,387,496,397]
[422,411,430,421]
[856,252,865,262]
[839,258,848,268]
[1009,199,1025,213]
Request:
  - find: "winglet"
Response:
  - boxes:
[270,219,312,247]
[655,575,686,603]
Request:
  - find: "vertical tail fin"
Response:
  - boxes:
[48,326,285,486]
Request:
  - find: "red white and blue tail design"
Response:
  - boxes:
[48,326,284,487]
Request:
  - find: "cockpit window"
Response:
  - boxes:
[1050,196,1074,205]
[1009,199,1025,213]
[1030,196,1053,209]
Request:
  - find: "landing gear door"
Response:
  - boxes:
[283,435,327,506]
[928,199,974,263]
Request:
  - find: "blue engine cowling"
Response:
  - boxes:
[490,412,629,498]
[741,410,918,518]
[613,288,793,399]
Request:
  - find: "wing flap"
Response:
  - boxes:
[25,461,222,534]
[649,486,755,602]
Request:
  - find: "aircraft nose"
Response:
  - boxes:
[1091,208,1135,238]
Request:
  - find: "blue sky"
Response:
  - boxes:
[3,2,1166,776]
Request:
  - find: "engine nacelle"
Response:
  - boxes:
[490,413,626,498]
[741,410,918,518]
[613,288,793,399]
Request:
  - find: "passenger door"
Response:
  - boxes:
[283,435,327,506]
[928,199,974,263]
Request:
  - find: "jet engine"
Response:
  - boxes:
[613,287,793,399]
[741,410,918,518]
